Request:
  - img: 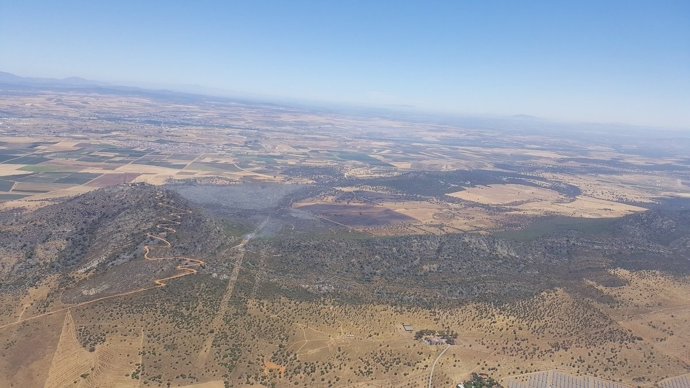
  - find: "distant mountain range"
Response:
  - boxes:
[0,70,240,106]
[0,71,108,88]
[0,71,310,111]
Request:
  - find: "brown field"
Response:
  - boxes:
[12,182,74,193]
[0,185,98,210]
[0,310,65,387]
[378,200,498,233]
[298,189,502,235]
[295,203,414,227]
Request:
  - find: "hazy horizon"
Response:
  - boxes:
[1,1,689,128]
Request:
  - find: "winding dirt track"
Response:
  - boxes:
[143,196,206,287]
[0,193,205,331]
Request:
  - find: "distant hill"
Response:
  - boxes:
[0,70,214,104]
[0,70,282,107]
[0,71,106,89]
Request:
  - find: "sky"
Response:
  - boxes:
[1,0,689,128]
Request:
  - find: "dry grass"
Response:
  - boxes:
[45,311,95,388]
[379,200,497,233]
[2,267,688,387]
[592,270,690,368]
[447,184,646,219]
[45,311,140,388]
[0,164,30,176]
[447,184,564,205]
[543,172,690,204]
[517,195,645,218]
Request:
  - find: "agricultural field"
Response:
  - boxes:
[0,89,689,387]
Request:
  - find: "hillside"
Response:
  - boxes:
[0,184,688,387]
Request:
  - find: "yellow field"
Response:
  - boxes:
[447,184,564,205]
[447,184,646,218]
[45,311,140,388]
[518,195,645,218]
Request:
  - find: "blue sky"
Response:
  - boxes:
[1,1,689,128]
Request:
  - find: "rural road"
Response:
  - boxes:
[428,344,451,388]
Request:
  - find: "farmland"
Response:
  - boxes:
[0,88,689,387]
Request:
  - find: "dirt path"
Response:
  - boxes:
[1,192,205,331]
[137,327,146,388]
[16,304,28,322]
[195,217,269,367]
[0,285,154,330]
[428,344,450,388]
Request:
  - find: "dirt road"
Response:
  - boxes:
[196,217,269,367]
[428,344,451,388]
